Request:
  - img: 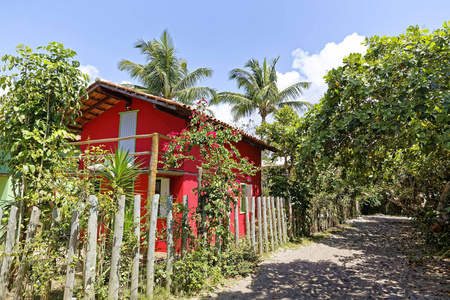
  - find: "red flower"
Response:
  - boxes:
[206,131,217,138]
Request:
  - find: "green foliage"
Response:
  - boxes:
[118,30,216,104]
[99,147,143,196]
[217,242,259,278]
[0,42,88,215]
[153,243,259,296]
[163,100,258,247]
[215,57,310,123]
[282,22,450,250]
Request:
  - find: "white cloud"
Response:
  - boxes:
[0,87,8,96]
[277,33,367,105]
[121,80,132,86]
[276,71,302,91]
[209,103,235,124]
[79,64,99,83]
[210,33,367,128]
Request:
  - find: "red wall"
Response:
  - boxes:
[80,97,263,250]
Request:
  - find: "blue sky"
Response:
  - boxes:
[1,0,449,124]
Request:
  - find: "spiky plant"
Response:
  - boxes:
[99,148,142,197]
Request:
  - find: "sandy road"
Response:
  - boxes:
[212,215,449,300]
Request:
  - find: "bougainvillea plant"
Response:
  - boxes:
[162,99,258,248]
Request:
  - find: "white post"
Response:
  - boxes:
[266,197,274,251]
[14,207,40,300]
[276,197,283,245]
[131,194,141,300]
[166,195,174,291]
[108,195,126,300]
[271,197,278,248]
[262,197,269,253]
[181,195,189,257]
[250,196,256,251]
[234,199,239,247]
[282,198,288,244]
[64,210,79,300]
[0,206,18,299]
[146,194,160,298]
[257,197,263,255]
[245,196,250,243]
[85,195,98,300]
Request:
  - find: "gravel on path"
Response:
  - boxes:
[211,215,450,300]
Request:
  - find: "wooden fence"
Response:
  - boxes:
[0,194,292,299]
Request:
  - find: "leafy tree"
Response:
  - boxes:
[0,43,88,207]
[215,57,311,124]
[297,23,450,248]
[0,43,90,298]
[118,30,216,104]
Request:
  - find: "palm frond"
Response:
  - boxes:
[278,81,311,101]
[278,100,312,111]
[229,68,258,92]
[174,87,217,105]
[175,68,213,91]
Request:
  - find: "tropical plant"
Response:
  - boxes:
[290,22,450,251]
[162,99,258,249]
[215,57,311,124]
[99,147,142,196]
[118,30,216,105]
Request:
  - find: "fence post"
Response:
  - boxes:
[271,197,278,248]
[245,196,250,243]
[63,211,79,300]
[131,194,141,300]
[198,168,207,242]
[44,208,61,300]
[15,206,41,300]
[288,197,293,240]
[181,195,189,257]
[146,194,160,298]
[262,197,268,253]
[257,197,263,255]
[147,133,159,219]
[84,195,98,300]
[108,195,126,300]
[166,195,174,292]
[250,196,256,251]
[234,199,239,247]
[266,198,274,251]
[281,198,287,244]
[0,206,18,299]
[276,197,283,245]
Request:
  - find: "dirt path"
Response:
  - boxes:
[212,215,450,299]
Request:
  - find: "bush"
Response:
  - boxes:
[153,243,260,295]
[217,243,260,278]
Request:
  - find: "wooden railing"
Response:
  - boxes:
[70,132,170,210]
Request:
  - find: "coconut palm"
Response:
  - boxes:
[214,57,311,123]
[118,30,216,105]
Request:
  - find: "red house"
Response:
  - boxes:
[71,79,276,251]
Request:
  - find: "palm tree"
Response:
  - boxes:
[214,57,311,123]
[118,30,216,105]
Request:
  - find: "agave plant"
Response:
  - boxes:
[99,148,143,197]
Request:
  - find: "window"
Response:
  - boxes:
[118,110,138,154]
